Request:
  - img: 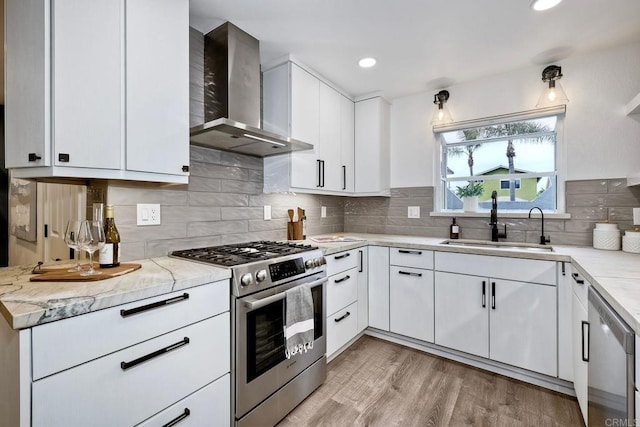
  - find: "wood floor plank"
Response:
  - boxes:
[277,336,583,427]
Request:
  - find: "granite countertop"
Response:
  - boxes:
[0,257,231,330]
[309,233,640,336]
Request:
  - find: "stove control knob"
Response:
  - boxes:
[240,273,253,287]
[318,257,327,265]
[305,259,315,269]
[256,270,267,283]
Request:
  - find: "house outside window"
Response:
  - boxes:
[436,111,563,213]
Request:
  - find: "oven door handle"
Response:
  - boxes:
[243,277,328,311]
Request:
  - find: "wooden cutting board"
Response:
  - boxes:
[30,263,142,282]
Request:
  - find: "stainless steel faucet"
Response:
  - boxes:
[528,206,550,245]
[490,190,507,242]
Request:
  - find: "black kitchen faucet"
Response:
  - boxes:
[490,191,507,242]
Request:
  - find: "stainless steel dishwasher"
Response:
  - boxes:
[587,287,635,426]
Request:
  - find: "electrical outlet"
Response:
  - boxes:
[321,206,327,218]
[137,203,161,226]
[263,205,272,220]
[408,206,420,219]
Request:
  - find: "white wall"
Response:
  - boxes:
[390,42,640,187]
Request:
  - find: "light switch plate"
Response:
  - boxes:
[321,206,327,218]
[137,203,161,226]
[264,205,272,220]
[408,206,420,218]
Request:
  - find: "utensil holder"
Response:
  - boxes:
[287,221,303,240]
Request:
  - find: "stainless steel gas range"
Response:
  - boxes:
[171,241,327,427]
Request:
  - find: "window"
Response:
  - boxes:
[437,113,561,213]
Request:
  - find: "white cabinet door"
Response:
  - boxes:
[326,302,358,357]
[558,262,574,382]
[357,247,368,333]
[126,0,189,176]
[390,266,434,343]
[354,97,390,194]
[290,64,320,189]
[489,279,557,376]
[434,272,489,358]
[573,289,589,423]
[368,246,390,331]
[319,82,342,191]
[52,0,122,170]
[326,267,358,317]
[340,95,355,192]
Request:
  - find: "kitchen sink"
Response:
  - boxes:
[440,239,554,252]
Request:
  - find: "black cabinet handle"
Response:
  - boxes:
[334,311,351,322]
[342,165,346,190]
[482,281,486,308]
[358,250,363,273]
[582,321,589,362]
[321,160,325,187]
[491,282,496,310]
[28,153,42,162]
[317,160,322,187]
[334,252,351,260]
[121,337,190,371]
[571,273,584,285]
[163,408,191,427]
[182,165,190,173]
[398,270,422,277]
[58,153,70,163]
[399,250,422,255]
[334,275,351,283]
[120,293,189,318]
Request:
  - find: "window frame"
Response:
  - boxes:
[432,106,567,216]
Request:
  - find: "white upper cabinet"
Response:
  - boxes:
[263,60,355,195]
[4,0,189,184]
[354,97,391,195]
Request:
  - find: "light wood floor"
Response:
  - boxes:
[277,336,583,427]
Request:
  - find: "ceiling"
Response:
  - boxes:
[189,0,640,100]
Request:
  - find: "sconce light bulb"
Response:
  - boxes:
[438,109,445,120]
[547,88,557,101]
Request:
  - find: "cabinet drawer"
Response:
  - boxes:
[326,302,358,356]
[32,280,229,380]
[390,247,433,270]
[137,374,230,427]
[326,249,358,276]
[434,252,556,285]
[32,313,230,427]
[571,266,589,309]
[327,267,358,316]
[390,266,434,343]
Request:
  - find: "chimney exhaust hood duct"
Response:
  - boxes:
[190,22,313,157]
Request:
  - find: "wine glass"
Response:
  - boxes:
[77,220,106,276]
[64,220,83,272]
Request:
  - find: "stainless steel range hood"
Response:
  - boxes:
[190,22,313,157]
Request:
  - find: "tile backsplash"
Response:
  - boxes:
[343,180,640,246]
[106,147,345,261]
[102,145,640,261]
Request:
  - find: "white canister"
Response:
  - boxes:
[622,231,640,254]
[593,223,621,250]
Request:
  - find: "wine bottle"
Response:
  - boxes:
[99,205,121,268]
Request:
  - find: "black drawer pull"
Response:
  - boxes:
[163,408,191,427]
[359,250,364,273]
[334,253,351,260]
[398,250,422,255]
[581,321,589,362]
[334,311,351,322]
[121,337,189,371]
[28,153,42,162]
[571,273,584,284]
[58,153,70,162]
[398,270,422,277]
[120,293,189,318]
[482,281,486,308]
[182,165,189,173]
[491,282,496,310]
[334,275,351,283]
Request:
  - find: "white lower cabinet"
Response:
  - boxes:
[326,267,358,317]
[138,373,230,427]
[434,272,489,358]
[571,265,589,424]
[368,246,390,331]
[390,266,434,343]
[326,302,358,356]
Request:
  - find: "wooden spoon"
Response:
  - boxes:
[288,209,294,222]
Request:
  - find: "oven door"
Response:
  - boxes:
[235,273,327,419]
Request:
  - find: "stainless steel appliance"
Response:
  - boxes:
[171,241,327,427]
[587,287,635,425]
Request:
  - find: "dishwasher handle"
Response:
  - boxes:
[581,321,589,362]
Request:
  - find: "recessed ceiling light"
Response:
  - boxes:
[358,57,377,68]
[531,0,562,11]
